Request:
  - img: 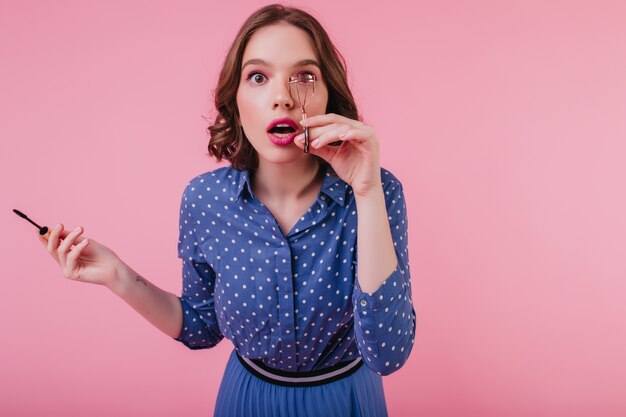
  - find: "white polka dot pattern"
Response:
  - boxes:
[173,164,416,375]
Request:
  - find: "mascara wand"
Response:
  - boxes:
[13,209,52,239]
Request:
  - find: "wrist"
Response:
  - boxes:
[354,181,384,202]
[353,170,383,199]
[107,259,131,296]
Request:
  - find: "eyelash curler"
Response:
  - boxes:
[288,73,316,153]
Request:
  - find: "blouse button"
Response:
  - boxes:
[360,299,367,307]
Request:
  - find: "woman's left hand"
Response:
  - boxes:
[293,113,381,196]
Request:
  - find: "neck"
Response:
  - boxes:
[252,158,323,201]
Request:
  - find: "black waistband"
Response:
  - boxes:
[235,350,363,387]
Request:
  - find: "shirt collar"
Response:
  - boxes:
[319,165,349,206]
[234,164,349,206]
[235,168,253,202]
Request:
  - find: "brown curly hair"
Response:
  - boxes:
[206,3,361,172]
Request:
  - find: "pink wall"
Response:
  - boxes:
[2,1,625,416]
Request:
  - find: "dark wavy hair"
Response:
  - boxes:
[206,3,361,171]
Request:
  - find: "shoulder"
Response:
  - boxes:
[179,166,246,220]
[181,165,243,199]
[183,165,240,189]
[379,166,404,193]
[379,167,408,224]
[378,167,407,213]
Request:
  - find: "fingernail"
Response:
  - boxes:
[73,226,81,232]
[312,139,320,148]
[55,224,61,231]
[300,119,308,125]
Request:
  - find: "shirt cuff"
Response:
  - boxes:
[173,297,220,350]
[353,263,405,312]
[352,265,406,358]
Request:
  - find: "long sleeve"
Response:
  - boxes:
[352,181,416,375]
[173,182,224,350]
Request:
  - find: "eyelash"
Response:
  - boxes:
[245,70,316,85]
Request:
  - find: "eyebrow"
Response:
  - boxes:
[241,58,321,71]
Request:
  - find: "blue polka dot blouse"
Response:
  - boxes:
[173,164,416,376]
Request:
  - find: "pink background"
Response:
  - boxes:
[2,1,625,416]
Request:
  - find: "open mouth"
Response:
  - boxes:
[268,125,297,137]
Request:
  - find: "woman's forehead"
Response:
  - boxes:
[241,58,321,72]
[242,23,318,65]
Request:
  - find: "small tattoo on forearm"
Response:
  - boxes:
[136,275,147,286]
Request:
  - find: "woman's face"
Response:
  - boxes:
[236,22,329,166]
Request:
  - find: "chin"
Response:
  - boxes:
[257,146,309,164]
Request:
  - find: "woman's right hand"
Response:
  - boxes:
[38,223,121,288]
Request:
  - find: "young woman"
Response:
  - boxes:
[39,4,415,416]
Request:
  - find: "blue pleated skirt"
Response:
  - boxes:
[214,349,388,417]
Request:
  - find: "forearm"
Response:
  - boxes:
[353,174,415,375]
[354,183,398,295]
[107,260,183,339]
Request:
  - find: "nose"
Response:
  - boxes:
[273,78,294,110]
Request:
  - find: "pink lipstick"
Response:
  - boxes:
[266,117,299,146]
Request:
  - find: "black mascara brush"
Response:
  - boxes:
[13,209,52,240]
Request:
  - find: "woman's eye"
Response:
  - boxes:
[295,70,317,81]
[246,71,267,85]
[244,70,317,85]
